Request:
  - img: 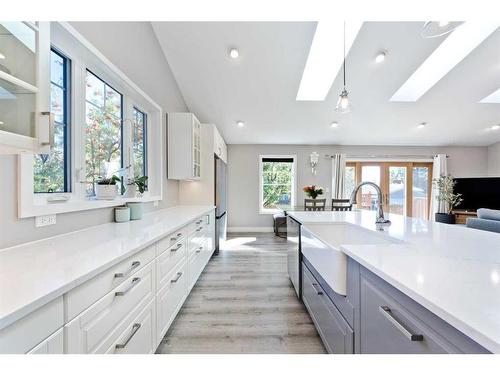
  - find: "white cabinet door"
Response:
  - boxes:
[105,299,156,354]
[27,328,63,354]
[0,22,51,154]
[167,113,202,180]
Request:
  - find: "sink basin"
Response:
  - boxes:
[301,223,396,296]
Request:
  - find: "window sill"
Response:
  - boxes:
[19,194,162,218]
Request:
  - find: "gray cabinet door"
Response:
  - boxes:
[302,265,353,354]
[360,274,454,354]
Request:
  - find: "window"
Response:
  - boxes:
[33,49,70,193]
[259,156,296,213]
[345,162,433,219]
[84,70,123,195]
[132,107,147,178]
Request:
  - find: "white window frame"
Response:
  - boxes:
[18,22,163,218]
[259,154,297,215]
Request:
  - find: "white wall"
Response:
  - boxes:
[488,141,500,176]
[0,22,188,249]
[227,144,489,230]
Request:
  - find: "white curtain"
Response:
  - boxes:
[430,154,448,220]
[331,153,347,199]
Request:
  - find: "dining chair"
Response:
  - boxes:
[331,198,352,211]
[304,199,327,211]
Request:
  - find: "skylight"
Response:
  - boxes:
[480,88,500,103]
[390,22,499,102]
[296,21,363,101]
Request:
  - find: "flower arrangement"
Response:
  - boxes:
[303,185,324,199]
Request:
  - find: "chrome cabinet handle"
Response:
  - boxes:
[311,282,324,295]
[196,227,203,232]
[171,243,183,252]
[115,277,141,296]
[170,233,183,241]
[196,246,202,253]
[196,220,203,224]
[379,306,423,341]
[171,272,183,283]
[114,261,140,278]
[115,323,141,349]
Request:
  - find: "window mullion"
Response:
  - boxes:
[73,61,86,201]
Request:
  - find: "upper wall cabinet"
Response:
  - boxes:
[0,22,52,154]
[213,125,227,164]
[168,113,202,180]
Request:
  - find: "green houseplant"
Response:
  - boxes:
[125,176,148,198]
[95,175,120,200]
[433,175,463,224]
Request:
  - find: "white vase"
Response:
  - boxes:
[124,185,136,198]
[95,184,117,200]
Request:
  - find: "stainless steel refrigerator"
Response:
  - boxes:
[214,156,227,254]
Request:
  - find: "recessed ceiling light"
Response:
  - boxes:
[480,88,500,103]
[296,21,363,101]
[0,121,4,125]
[491,124,500,131]
[330,121,339,128]
[0,52,5,60]
[229,48,239,59]
[236,121,244,128]
[375,51,386,63]
[417,122,427,129]
[391,22,498,102]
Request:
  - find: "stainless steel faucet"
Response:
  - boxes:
[349,181,391,226]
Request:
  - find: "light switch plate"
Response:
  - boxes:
[35,214,57,227]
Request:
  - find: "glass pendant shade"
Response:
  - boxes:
[335,88,351,113]
[421,21,462,38]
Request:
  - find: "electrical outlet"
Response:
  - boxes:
[35,214,57,227]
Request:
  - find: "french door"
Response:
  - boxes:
[347,162,433,219]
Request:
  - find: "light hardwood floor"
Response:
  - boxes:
[156,232,326,354]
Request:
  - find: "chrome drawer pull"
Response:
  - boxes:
[311,282,324,296]
[196,220,203,224]
[115,277,141,296]
[170,233,182,241]
[115,323,141,349]
[379,306,424,342]
[114,261,140,278]
[196,227,203,232]
[196,247,202,253]
[171,243,183,252]
[171,272,183,283]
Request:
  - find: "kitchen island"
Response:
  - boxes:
[287,210,500,354]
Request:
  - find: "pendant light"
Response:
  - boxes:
[336,22,351,113]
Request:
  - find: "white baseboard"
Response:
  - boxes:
[227,227,274,233]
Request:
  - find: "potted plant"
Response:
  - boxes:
[433,175,463,224]
[125,176,148,198]
[95,175,120,200]
[303,185,324,199]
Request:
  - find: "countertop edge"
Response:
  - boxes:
[0,205,215,331]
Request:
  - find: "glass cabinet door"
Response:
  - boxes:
[0,22,50,151]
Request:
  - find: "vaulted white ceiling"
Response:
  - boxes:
[152,22,500,146]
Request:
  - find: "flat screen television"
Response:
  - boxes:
[454,177,500,211]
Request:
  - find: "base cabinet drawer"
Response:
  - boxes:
[65,244,156,321]
[65,261,155,354]
[157,238,187,289]
[0,296,63,354]
[27,328,63,354]
[187,249,206,292]
[302,265,353,354]
[105,299,156,354]
[156,260,187,344]
[359,269,488,354]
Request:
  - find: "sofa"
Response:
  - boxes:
[466,208,500,234]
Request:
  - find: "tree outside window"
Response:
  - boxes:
[132,108,146,179]
[261,157,295,210]
[84,71,123,196]
[34,49,70,193]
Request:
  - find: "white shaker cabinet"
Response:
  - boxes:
[213,125,227,164]
[0,22,52,154]
[168,112,202,180]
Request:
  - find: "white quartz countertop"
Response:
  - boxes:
[0,205,215,330]
[287,210,500,353]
